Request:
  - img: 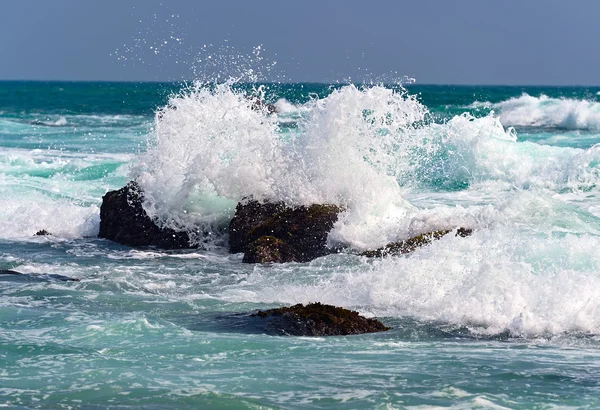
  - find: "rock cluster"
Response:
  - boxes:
[98,182,473,263]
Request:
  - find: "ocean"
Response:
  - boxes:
[2,81,600,408]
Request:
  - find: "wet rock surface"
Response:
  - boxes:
[361,228,473,258]
[98,181,191,249]
[242,236,298,263]
[229,199,343,263]
[253,303,390,336]
[229,200,287,254]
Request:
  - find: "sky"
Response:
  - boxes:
[1,0,599,85]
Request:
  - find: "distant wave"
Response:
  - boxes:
[30,116,68,127]
[494,94,600,130]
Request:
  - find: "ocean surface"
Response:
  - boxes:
[2,81,600,408]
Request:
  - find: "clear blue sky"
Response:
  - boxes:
[1,0,598,84]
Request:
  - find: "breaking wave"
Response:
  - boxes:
[494,94,600,130]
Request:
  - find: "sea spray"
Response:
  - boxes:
[135,83,431,248]
[133,81,282,242]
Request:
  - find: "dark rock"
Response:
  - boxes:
[455,227,473,237]
[361,227,473,258]
[252,302,390,336]
[98,181,191,249]
[0,269,24,276]
[229,199,343,263]
[45,274,81,282]
[34,230,51,236]
[242,236,297,263]
[0,269,80,282]
[229,199,287,254]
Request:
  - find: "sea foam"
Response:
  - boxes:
[495,93,600,130]
[221,223,600,337]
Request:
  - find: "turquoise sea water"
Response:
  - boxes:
[3,81,600,408]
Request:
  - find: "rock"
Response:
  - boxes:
[252,302,390,336]
[0,269,24,276]
[0,270,80,282]
[361,227,473,258]
[229,199,343,263]
[98,181,191,249]
[229,200,287,254]
[34,230,51,236]
[242,236,297,263]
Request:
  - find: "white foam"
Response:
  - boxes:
[0,148,132,240]
[224,226,600,337]
[0,193,99,239]
[274,98,299,114]
[494,94,600,130]
[367,228,600,337]
[467,100,492,109]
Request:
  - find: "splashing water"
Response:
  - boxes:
[134,81,600,249]
[135,83,434,247]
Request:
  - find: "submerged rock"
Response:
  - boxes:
[229,199,343,263]
[0,269,80,282]
[253,303,390,336]
[98,181,191,249]
[361,227,473,258]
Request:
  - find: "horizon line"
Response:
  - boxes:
[0,79,599,88]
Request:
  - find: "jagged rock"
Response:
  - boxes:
[243,236,297,263]
[361,227,473,258]
[98,181,191,249]
[34,230,51,236]
[253,302,390,336]
[229,199,343,263]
